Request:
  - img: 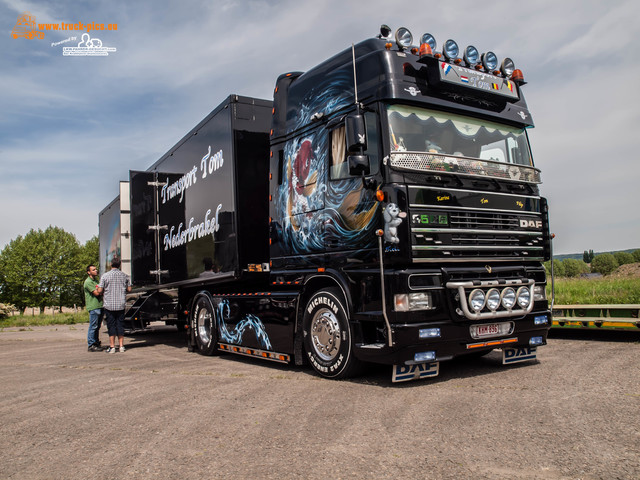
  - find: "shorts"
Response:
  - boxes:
[104,309,125,336]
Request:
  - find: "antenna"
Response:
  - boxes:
[351,43,359,107]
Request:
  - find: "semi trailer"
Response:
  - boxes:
[99,25,552,382]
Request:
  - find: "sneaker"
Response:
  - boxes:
[88,345,103,352]
[119,346,126,353]
[105,347,117,354]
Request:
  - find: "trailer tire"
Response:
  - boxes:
[192,294,219,356]
[303,288,363,379]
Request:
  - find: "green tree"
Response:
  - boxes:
[544,259,565,277]
[632,250,640,262]
[72,236,100,307]
[563,258,590,277]
[613,251,634,266]
[583,249,595,263]
[0,227,84,313]
[591,253,618,275]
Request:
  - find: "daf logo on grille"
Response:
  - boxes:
[520,219,543,229]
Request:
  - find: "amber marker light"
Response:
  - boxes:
[376,190,386,202]
[385,42,393,50]
[376,229,384,237]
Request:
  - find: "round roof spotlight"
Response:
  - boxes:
[501,287,516,310]
[379,24,392,39]
[443,39,459,61]
[501,57,515,77]
[469,289,486,313]
[481,51,498,72]
[486,288,501,311]
[395,27,413,50]
[420,33,437,52]
[463,45,479,67]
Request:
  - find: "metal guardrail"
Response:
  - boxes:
[552,305,640,330]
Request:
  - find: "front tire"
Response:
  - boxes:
[191,294,219,356]
[303,288,363,379]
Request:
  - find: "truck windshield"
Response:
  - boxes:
[387,105,533,167]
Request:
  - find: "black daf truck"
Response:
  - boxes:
[99,26,551,382]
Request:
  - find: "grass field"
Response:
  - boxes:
[0,311,89,329]
[549,276,640,305]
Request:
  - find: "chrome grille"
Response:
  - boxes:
[411,210,545,262]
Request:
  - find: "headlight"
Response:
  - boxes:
[469,289,486,312]
[394,292,434,311]
[501,287,516,309]
[533,285,546,301]
[517,286,531,308]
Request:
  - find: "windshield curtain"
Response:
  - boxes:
[387,105,533,166]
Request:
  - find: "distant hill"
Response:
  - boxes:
[554,248,639,261]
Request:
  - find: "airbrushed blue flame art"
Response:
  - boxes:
[275,71,379,256]
[216,299,273,350]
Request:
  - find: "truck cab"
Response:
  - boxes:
[268,27,551,380]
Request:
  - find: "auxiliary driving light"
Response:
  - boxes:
[529,336,543,346]
[463,45,479,66]
[395,27,413,49]
[443,39,459,61]
[486,288,501,311]
[501,57,515,77]
[420,33,437,52]
[469,289,486,312]
[414,351,436,362]
[481,51,498,71]
[501,287,516,309]
[516,286,531,308]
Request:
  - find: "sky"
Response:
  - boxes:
[1,0,639,256]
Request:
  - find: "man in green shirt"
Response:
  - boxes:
[84,264,104,351]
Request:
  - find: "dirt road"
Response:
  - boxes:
[0,324,638,480]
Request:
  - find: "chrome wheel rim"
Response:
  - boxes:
[197,307,212,344]
[310,308,341,362]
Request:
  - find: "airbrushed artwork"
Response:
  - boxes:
[274,73,379,257]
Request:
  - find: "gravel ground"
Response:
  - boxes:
[0,324,638,480]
